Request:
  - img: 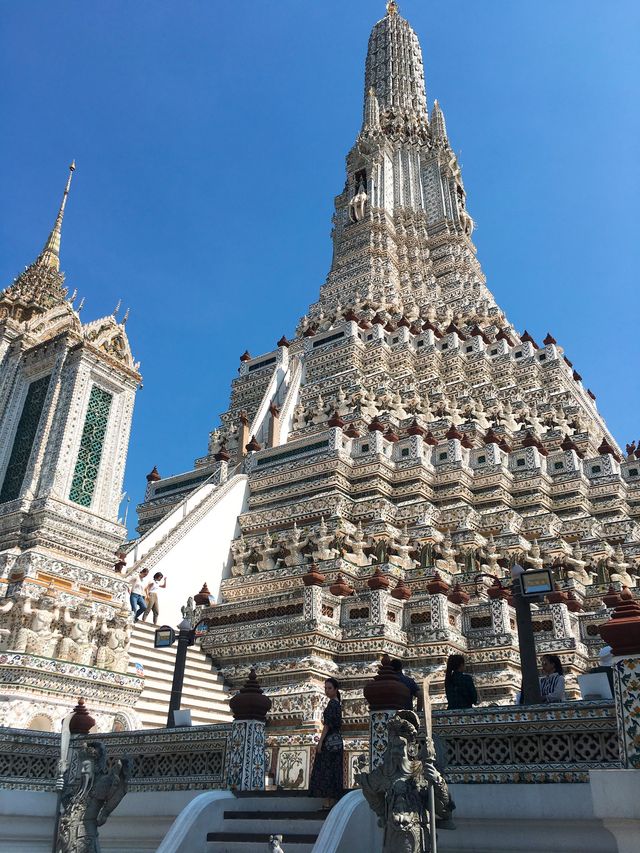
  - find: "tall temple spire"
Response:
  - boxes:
[1,161,76,320]
[38,160,75,272]
[364,2,428,131]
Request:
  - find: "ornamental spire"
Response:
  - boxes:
[38,161,75,272]
[364,3,428,131]
[362,87,381,133]
[430,99,448,144]
[1,161,76,320]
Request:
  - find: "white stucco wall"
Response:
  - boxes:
[130,475,249,627]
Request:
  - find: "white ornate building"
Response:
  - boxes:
[0,164,144,731]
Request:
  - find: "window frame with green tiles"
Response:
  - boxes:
[68,384,113,508]
[0,373,52,504]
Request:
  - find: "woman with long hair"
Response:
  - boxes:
[539,654,565,702]
[444,654,478,710]
[308,677,344,809]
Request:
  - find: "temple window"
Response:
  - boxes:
[0,374,51,503]
[69,385,113,507]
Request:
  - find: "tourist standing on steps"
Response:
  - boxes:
[445,654,478,710]
[308,677,344,809]
[539,654,565,702]
[142,572,167,625]
[129,568,149,622]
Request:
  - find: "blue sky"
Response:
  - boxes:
[1,1,638,535]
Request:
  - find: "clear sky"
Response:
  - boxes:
[1,1,638,536]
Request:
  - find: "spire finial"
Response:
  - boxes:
[386,1,398,15]
[38,161,76,272]
[113,298,121,317]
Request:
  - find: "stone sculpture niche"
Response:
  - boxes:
[358,710,449,853]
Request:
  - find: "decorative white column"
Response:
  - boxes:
[227,669,271,791]
[363,654,410,769]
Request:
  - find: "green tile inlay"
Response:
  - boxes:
[0,374,51,503]
[69,385,113,507]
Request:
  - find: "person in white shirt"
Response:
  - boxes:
[539,654,565,702]
[142,572,167,625]
[129,568,149,622]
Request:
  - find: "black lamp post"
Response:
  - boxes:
[476,564,554,705]
[154,602,196,727]
[509,564,542,705]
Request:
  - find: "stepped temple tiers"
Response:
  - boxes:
[0,164,144,731]
[1,2,638,780]
[125,1,639,782]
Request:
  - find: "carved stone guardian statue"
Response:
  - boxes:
[357,710,449,852]
[56,740,131,853]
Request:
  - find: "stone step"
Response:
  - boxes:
[128,620,231,728]
[206,831,318,847]
[224,811,327,821]
[129,645,216,673]
[127,661,224,684]
[128,654,216,676]
[132,685,230,715]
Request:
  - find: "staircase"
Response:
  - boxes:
[128,621,232,729]
[206,793,327,852]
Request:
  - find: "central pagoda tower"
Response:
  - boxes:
[131,3,639,785]
[315,0,492,321]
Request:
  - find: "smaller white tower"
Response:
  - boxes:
[0,164,143,732]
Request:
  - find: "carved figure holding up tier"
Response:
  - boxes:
[358,710,449,853]
[567,542,595,587]
[312,394,328,426]
[284,523,311,567]
[499,399,518,433]
[257,531,282,572]
[609,545,636,589]
[0,596,16,650]
[96,615,131,672]
[468,397,490,431]
[391,524,419,571]
[56,741,130,853]
[231,536,252,577]
[58,606,97,665]
[335,386,351,417]
[14,593,60,657]
[312,517,339,562]
[435,531,457,574]
[342,521,372,567]
[292,401,308,432]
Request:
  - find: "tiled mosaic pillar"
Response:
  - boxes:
[611,654,640,769]
[369,709,396,770]
[364,654,411,770]
[228,668,271,791]
[599,591,640,769]
[227,719,267,790]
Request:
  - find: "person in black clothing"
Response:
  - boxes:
[308,677,344,809]
[445,654,478,710]
[391,659,421,710]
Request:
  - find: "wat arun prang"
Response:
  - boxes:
[140,2,639,779]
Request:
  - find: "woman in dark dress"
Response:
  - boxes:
[309,677,344,809]
[445,654,478,710]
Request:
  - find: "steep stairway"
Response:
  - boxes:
[128,620,232,729]
[206,793,327,852]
